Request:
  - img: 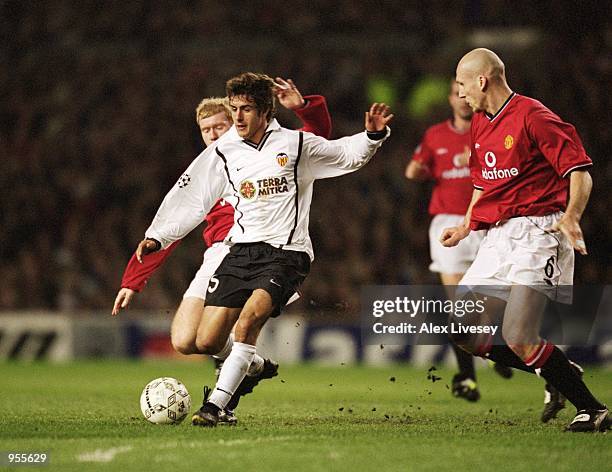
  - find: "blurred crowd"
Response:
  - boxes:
[1,1,610,313]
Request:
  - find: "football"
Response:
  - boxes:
[140,377,191,424]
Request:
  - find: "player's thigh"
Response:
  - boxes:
[505,214,574,300]
[502,285,548,347]
[204,246,259,309]
[171,297,205,346]
[254,246,310,315]
[195,305,241,352]
[449,291,506,349]
[183,243,230,301]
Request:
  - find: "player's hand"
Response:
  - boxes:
[112,288,136,316]
[136,238,160,263]
[552,213,587,255]
[440,225,470,247]
[365,103,394,132]
[273,77,305,110]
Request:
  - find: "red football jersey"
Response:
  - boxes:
[202,198,234,247]
[469,93,592,230]
[120,95,332,292]
[411,120,473,215]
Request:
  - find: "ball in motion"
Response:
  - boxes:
[140,377,191,424]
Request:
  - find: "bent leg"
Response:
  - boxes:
[171,298,240,356]
[448,292,535,373]
[502,286,604,412]
[194,306,241,354]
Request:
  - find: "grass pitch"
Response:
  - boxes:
[0,360,610,471]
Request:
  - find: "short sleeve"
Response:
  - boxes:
[527,106,592,178]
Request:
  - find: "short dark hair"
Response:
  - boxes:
[225,72,276,120]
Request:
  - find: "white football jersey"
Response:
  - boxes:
[145,119,389,260]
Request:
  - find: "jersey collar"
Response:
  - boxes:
[243,118,280,150]
[485,92,516,122]
[226,118,281,151]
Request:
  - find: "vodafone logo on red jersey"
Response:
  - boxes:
[481,150,519,180]
[442,152,470,179]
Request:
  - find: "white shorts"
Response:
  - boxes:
[459,212,574,303]
[183,242,230,301]
[429,214,484,274]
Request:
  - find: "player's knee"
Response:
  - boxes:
[194,335,226,355]
[501,324,537,349]
[506,343,532,361]
[171,335,197,355]
[502,318,541,360]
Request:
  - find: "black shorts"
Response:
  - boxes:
[204,242,310,317]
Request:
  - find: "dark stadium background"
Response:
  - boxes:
[1,1,610,316]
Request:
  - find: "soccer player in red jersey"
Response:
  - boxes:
[442,48,608,432]
[111,78,332,424]
[406,81,512,402]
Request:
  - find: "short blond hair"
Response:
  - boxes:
[195,97,232,123]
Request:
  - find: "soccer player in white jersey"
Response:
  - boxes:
[114,80,332,425]
[441,48,608,432]
[139,72,393,426]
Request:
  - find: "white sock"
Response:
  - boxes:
[209,342,256,409]
[247,353,264,376]
[212,333,234,361]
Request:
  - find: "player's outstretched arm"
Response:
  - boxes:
[112,288,136,316]
[115,239,182,312]
[302,102,392,180]
[552,170,592,255]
